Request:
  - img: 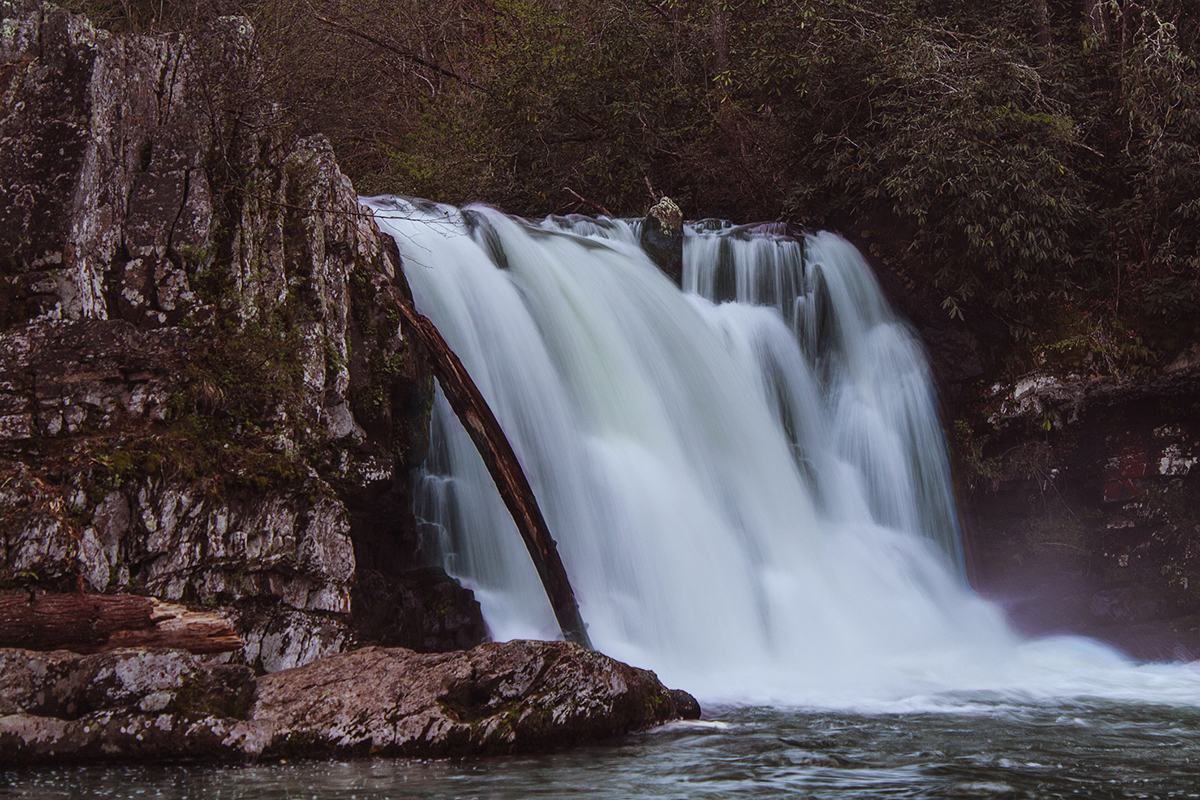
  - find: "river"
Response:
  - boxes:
[7,699,1200,798]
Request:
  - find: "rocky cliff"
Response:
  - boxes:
[0,0,486,670]
[958,357,1200,660]
[843,218,1200,662]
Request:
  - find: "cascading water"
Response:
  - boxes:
[364,197,1199,709]
[684,223,963,569]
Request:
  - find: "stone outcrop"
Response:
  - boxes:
[959,360,1200,660]
[639,197,683,285]
[0,1,486,668]
[0,640,697,764]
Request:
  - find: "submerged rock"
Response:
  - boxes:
[0,641,695,764]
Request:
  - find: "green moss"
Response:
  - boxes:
[79,402,308,500]
[149,244,319,492]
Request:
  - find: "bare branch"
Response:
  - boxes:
[564,186,615,217]
[312,12,490,95]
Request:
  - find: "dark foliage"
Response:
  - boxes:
[64,0,1200,361]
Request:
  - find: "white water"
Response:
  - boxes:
[364,197,1200,711]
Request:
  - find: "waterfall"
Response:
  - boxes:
[683,224,963,567]
[365,197,1198,709]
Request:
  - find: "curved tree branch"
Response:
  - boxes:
[378,286,593,650]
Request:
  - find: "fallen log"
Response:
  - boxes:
[380,286,593,650]
[0,593,243,655]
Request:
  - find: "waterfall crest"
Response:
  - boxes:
[364,197,1198,708]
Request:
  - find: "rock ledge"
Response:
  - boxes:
[0,640,696,764]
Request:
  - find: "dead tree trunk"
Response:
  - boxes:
[380,286,593,650]
[0,594,243,654]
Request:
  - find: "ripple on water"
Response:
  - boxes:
[3,702,1200,799]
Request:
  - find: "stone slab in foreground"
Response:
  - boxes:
[0,641,696,764]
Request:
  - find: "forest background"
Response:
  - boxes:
[67,0,1200,377]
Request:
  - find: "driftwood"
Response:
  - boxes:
[380,286,594,650]
[0,593,243,655]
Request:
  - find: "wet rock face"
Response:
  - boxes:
[353,566,490,653]
[0,641,695,764]
[639,197,684,285]
[962,365,1200,660]
[0,647,258,764]
[0,647,254,721]
[0,2,485,667]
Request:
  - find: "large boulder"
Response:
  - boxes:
[0,641,697,764]
[250,640,688,758]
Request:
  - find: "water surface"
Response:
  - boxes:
[7,702,1199,799]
